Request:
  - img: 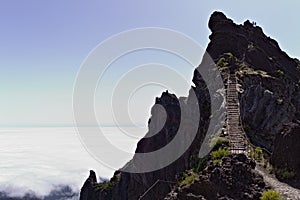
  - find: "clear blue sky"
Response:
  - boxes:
[1,1,299,126]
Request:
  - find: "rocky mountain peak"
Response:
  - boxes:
[208,11,234,32]
[207,11,300,81]
[79,12,300,200]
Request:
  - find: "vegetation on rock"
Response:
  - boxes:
[260,190,282,200]
[210,148,229,164]
[178,170,198,187]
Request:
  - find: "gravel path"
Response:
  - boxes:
[255,166,300,200]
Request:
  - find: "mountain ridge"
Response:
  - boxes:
[80,11,300,200]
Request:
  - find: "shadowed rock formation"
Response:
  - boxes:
[80,11,300,199]
[165,154,266,200]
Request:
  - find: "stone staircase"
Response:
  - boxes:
[226,73,247,154]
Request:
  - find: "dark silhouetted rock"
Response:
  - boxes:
[80,170,97,200]
[271,122,300,188]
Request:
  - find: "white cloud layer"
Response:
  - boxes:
[0,127,142,198]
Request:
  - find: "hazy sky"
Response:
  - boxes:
[1,1,299,127]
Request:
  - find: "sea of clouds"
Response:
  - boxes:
[0,127,143,199]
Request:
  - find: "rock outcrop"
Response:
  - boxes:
[165,154,267,200]
[207,12,300,185]
[271,122,300,187]
[205,12,300,153]
[80,11,300,199]
[80,170,97,200]
[84,84,215,199]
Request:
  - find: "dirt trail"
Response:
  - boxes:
[256,166,300,200]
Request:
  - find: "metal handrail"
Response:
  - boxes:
[138,179,176,200]
[234,72,272,156]
[226,73,272,156]
[240,116,272,155]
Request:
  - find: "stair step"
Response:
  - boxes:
[226,74,248,155]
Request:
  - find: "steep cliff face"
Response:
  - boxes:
[271,122,300,187]
[208,12,300,188]
[80,11,300,199]
[239,73,300,151]
[206,12,300,153]
[207,12,300,186]
[207,12,300,151]
[80,84,214,200]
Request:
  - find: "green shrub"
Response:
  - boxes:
[281,170,295,180]
[210,137,229,148]
[179,171,198,187]
[249,150,255,159]
[215,138,230,146]
[224,52,233,57]
[276,168,296,180]
[260,190,282,200]
[94,181,113,191]
[239,63,247,68]
[217,57,226,65]
[216,57,229,71]
[257,70,268,75]
[255,147,263,158]
[249,146,264,162]
[210,148,229,164]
